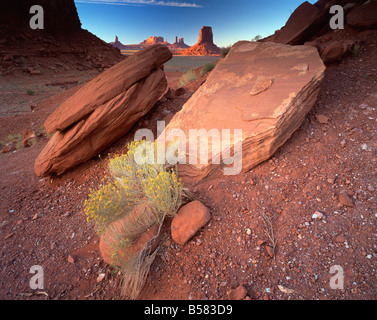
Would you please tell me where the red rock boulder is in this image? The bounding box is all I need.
[269,0,368,45]
[99,204,162,266]
[160,41,326,183]
[228,285,248,300]
[171,201,211,245]
[141,36,165,45]
[44,44,172,134]
[272,1,320,45]
[347,1,377,29]
[319,40,356,64]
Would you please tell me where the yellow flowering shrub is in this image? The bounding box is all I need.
[84,180,137,235]
[84,139,183,240]
[144,170,182,217]
[84,139,188,299]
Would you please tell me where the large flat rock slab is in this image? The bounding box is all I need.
[160,41,326,183]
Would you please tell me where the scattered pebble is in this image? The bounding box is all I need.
[278,285,295,294]
[228,285,247,300]
[266,246,274,258]
[67,255,75,264]
[312,211,325,220]
[316,114,330,124]
[339,192,354,207]
[4,232,15,240]
[335,234,347,243]
[97,273,106,283]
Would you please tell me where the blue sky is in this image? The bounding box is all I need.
[74,0,316,47]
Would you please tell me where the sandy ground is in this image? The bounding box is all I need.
[0,31,376,300]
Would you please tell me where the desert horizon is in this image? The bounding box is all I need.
[74,0,310,49]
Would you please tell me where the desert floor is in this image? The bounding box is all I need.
[0,33,376,300]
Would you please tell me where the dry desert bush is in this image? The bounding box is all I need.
[84,140,186,299]
[179,69,197,87]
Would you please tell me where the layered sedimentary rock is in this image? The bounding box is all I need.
[179,26,220,56]
[268,0,368,45]
[115,36,177,51]
[109,35,128,50]
[169,37,190,50]
[160,41,326,183]
[271,1,320,45]
[347,1,377,29]
[35,45,172,177]
[198,26,214,44]
[0,0,81,33]
[171,201,211,246]
[99,203,161,266]
[318,40,356,63]
[44,45,171,133]
[141,36,165,45]
[0,1,124,76]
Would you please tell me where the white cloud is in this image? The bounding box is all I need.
[74,0,202,8]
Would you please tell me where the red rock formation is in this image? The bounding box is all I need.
[0,0,81,33]
[168,36,190,50]
[198,26,214,44]
[35,45,172,177]
[99,203,161,266]
[171,201,211,245]
[347,1,377,29]
[128,36,172,49]
[109,35,128,50]
[0,1,124,76]
[268,0,370,45]
[178,26,220,56]
[160,41,326,183]
[141,36,165,45]
[45,44,171,133]
[312,39,356,64]
[271,1,320,45]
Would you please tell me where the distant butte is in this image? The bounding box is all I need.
[109,36,128,50]
[168,36,190,50]
[141,36,167,46]
[110,35,168,50]
[108,27,219,56]
[178,26,220,56]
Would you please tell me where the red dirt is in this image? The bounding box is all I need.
[0,30,376,300]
